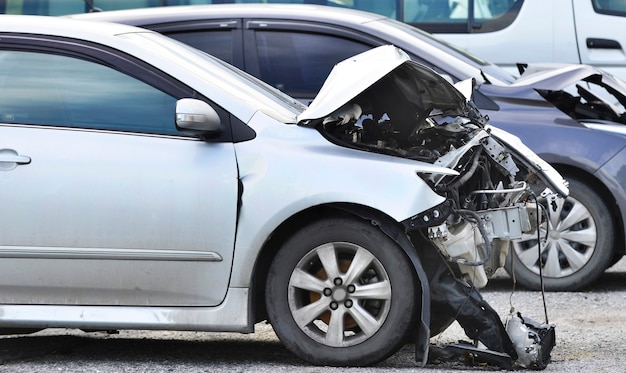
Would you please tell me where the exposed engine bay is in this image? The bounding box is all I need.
[310,62,565,369]
[315,63,561,289]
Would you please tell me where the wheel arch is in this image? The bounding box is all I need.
[249,202,431,366]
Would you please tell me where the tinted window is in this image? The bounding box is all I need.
[593,0,626,16]
[254,31,370,98]
[0,51,178,135]
[166,30,234,64]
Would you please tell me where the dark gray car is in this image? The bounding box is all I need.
[71,4,626,291]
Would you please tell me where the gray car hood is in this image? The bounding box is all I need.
[513,63,626,108]
[297,45,466,125]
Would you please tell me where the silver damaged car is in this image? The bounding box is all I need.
[0,16,566,368]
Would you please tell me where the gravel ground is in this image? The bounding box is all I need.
[2,259,626,372]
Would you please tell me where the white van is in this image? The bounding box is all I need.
[412,0,626,81]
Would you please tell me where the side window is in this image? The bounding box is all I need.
[593,0,626,16]
[253,31,371,99]
[166,30,234,64]
[408,0,524,34]
[0,50,179,135]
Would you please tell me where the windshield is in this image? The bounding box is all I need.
[121,32,306,123]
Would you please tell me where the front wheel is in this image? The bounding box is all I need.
[265,217,418,366]
[507,177,615,291]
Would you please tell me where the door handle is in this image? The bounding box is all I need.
[586,38,622,50]
[0,149,31,165]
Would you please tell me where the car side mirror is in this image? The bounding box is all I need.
[176,98,222,135]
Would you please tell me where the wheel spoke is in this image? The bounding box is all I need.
[292,297,331,327]
[560,226,597,247]
[316,243,341,280]
[290,267,328,293]
[351,281,391,300]
[343,247,374,284]
[516,241,542,267]
[559,240,591,271]
[542,242,562,277]
[559,201,591,231]
[325,309,346,346]
[348,304,379,337]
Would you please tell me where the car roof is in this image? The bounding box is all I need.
[69,4,513,86]
[68,3,386,26]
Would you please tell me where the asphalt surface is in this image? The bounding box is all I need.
[2,259,626,372]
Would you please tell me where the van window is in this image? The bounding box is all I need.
[407,0,525,33]
[593,0,626,16]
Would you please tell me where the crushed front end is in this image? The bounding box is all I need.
[300,46,567,369]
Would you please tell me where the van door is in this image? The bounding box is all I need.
[573,0,626,82]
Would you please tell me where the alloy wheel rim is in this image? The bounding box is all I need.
[287,242,391,347]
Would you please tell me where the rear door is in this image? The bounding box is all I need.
[241,19,376,102]
[0,35,239,307]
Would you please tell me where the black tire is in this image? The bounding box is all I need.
[507,177,615,291]
[265,217,417,366]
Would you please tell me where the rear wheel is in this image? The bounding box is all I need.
[265,217,417,366]
[507,178,614,291]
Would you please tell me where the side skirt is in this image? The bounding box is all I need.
[0,288,252,333]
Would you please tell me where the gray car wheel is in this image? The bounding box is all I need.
[265,217,417,366]
[507,178,614,291]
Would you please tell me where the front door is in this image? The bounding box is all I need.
[0,45,238,307]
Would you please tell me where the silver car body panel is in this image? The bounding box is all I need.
[0,16,452,329]
[0,288,253,332]
[228,110,452,287]
[0,125,239,306]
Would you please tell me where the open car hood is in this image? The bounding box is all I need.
[513,64,626,126]
[297,45,466,125]
[516,63,626,97]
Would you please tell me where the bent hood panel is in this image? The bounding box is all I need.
[516,63,626,101]
[297,45,466,125]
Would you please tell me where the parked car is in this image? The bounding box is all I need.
[70,3,626,292]
[0,15,564,368]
